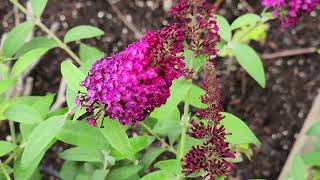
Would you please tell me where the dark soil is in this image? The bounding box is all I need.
[1,0,320,179]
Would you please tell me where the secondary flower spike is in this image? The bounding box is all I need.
[262,0,320,27]
[77,23,186,126]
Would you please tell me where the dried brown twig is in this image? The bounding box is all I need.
[262,47,317,60]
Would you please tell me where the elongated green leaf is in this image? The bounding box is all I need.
[14,145,49,180]
[306,121,320,136]
[3,21,34,58]
[231,14,261,30]
[11,48,49,78]
[64,25,104,43]
[100,119,134,160]
[0,141,16,157]
[289,155,308,180]
[221,112,260,145]
[215,15,232,42]
[19,124,37,142]
[29,0,48,17]
[59,147,104,162]
[15,37,57,57]
[21,115,66,168]
[57,120,108,150]
[141,170,176,180]
[93,169,109,180]
[60,161,81,180]
[302,151,320,166]
[0,80,16,94]
[79,43,104,62]
[154,160,182,176]
[187,84,206,108]
[233,43,265,88]
[107,165,141,180]
[141,147,165,171]
[31,94,55,118]
[130,136,155,153]
[61,61,86,92]
[4,103,43,124]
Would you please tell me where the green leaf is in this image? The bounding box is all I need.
[64,25,104,43]
[152,107,180,136]
[60,161,81,180]
[29,0,48,17]
[4,103,43,124]
[0,164,12,180]
[232,24,269,44]
[31,94,54,118]
[302,151,320,166]
[11,48,49,78]
[57,120,108,150]
[215,15,232,42]
[99,119,134,160]
[61,61,86,92]
[183,49,206,71]
[154,160,182,176]
[141,147,165,171]
[19,123,37,142]
[93,169,109,180]
[59,147,104,162]
[232,43,265,88]
[141,170,176,180]
[221,112,260,145]
[306,121,320,136]
[187,84,206,108]
[0,141,16,157]
[2,21,34,58]
[21,115,66,168]
[317,49,320,54]
[15,37,58,57]
[289,155,308,180]
[0,80,16,95]
[107,165,141,180]
[79,43,104,62]
[130,136,155,153]
[231,14,261,30]
[14,147,48,180]
[66,87,77,110]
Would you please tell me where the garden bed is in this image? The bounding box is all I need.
[1,0,320,179]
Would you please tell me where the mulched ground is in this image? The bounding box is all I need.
[1,0,320,179]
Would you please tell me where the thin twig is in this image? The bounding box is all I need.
[262,47,317,60]
[22,77,33,96]
[240,0,254,13]
[106,0,143,39]
[214,0,224,10]
[50,79,67,112]
[0,160,11,180]
[140,122,177,154]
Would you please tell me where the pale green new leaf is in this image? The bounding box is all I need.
[302,151,320,166]
[154,160,183,176]
[141,170,176,180]
[64,25,104,43]
[232,43,266,88]
[289,155,308,180]
[141,147,165,171]
[21,115,66,168]
[231,14,261,30]
[2,21,34,58]
[306,121,320,136]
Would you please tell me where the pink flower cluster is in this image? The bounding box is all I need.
[262,0,320,27]
[182,62,235,179]
[77,23,185,126]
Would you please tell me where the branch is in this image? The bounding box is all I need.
[262,47,317,60]
[50,79,67,112]
[106,0,143,39]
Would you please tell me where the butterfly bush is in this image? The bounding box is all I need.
[77,23,186,126]
[262,0,320,27]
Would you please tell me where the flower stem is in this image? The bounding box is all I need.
[140,122,177,154]
[9,0,82,65]
[0,160,11,180]
[179,100,190,160]
[8,121,16,144]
